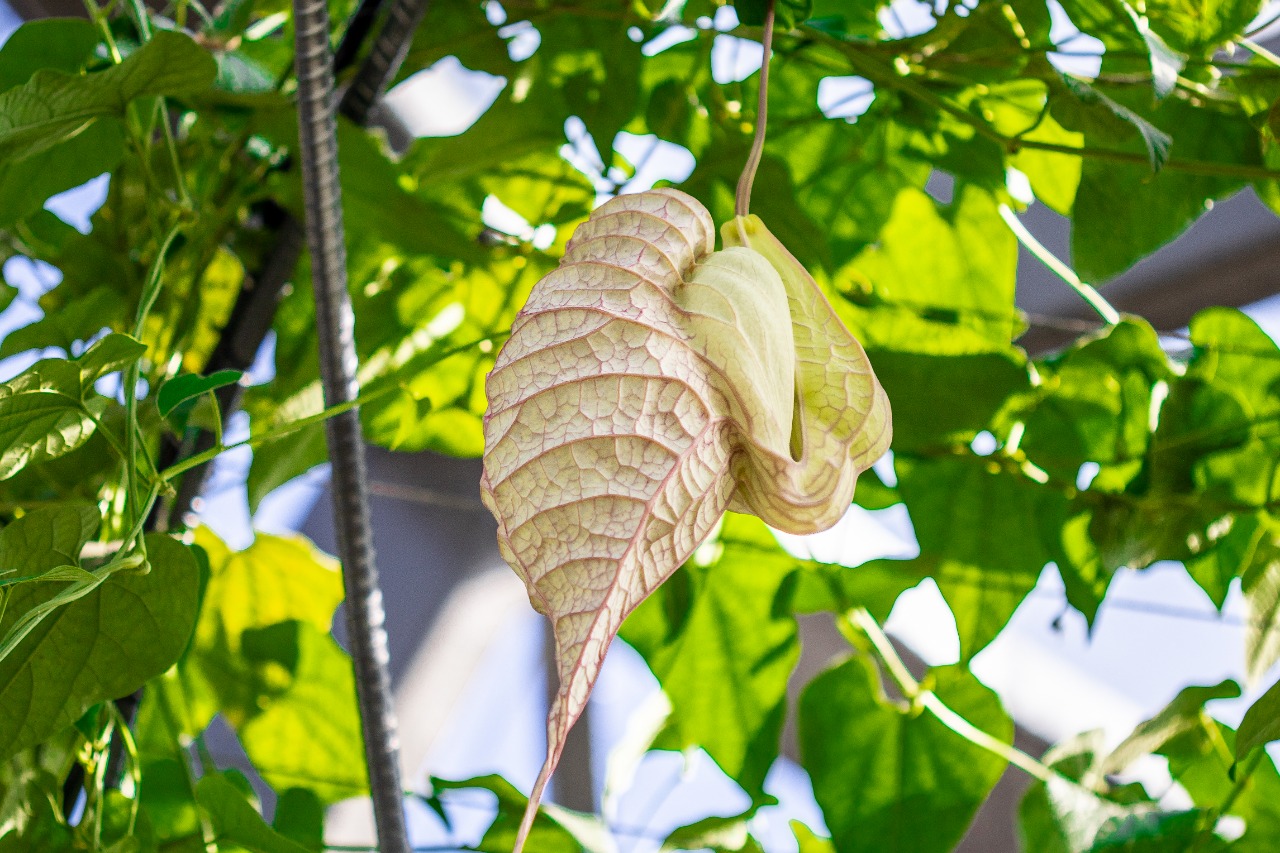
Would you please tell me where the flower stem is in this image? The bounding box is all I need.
[735,0,776,218]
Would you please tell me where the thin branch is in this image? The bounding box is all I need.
[291,0,410,849]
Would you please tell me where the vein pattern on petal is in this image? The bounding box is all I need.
[479,189,891,853]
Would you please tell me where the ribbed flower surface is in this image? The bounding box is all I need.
[479,189,891,850]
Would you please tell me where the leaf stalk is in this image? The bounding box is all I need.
[997,204,1120,325]
[844,607,1059,787]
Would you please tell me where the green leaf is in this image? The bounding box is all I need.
[0,120,125,231]
[136,757,203,848]
[1088,810,1215,852]
[898,456,1066,658]
[837,186,1020,354]
[156,369,242,418]
[1122,7,1186,99]
[0,334,146,480]
[538,13,643,156]
[1159,722,1280,852]
[236,622,368,804]
[1095,680,1241,782]
[980,80,1082,215]
[0,504,97,577]
[853,466,899,509]
[193,528,343,652]
[0,19,99,93]
[1071,101,1256,281]
[1241,519,1280,686]
[272,788,325,852]
[735,0,813,29]
[195,773,313,853]
[259,110,486,264]
[799,657,1011,853]
[1188,308,1280,414]
[619,514,799,798]
[0,30,216,161]
[646,79,711,157]
[246,421,327,513]
[873,350,1030,451]
[1017,730,1170,853]
[661,807,767,853]
[0,770,75,852]
[1146,0,1264,57]
[682,143,832,274]
[1184,513,1263,610]
[1180,309,1280,507]
[99,789,158,853]
[791,821,835,853]
[0,20,120,228]
[0,364,98,482]
[0,529,199,760]
[1057,76,1171,174]
[786,558,926,625]
[175,528,344,730]
[1237,676,1280,761]
[0,287,121,359]
[1056,2,1183,99]
[433,776,611,853]
[164,530,364,803]
[1023,318,1172,480]
[1020,778,1133,853]
[75,333,149,382]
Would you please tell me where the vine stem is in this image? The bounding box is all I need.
[735,0,776,218]
[157,384,397,481]
[997,204,1120,325]
[291,0,410,848]
[844,608,1061,787]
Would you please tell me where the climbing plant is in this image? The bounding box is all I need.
[3,0,1280,851]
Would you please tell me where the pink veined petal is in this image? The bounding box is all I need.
[479,189,891,853]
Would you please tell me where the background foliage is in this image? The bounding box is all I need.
[3,0,1280,850]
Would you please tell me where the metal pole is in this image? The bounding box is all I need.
[291,0,410,847]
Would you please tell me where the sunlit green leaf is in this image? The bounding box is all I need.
[799,657,1011,853]
[898,455,1066,658]
[837,186,1019,353]
[1237,675,1280,761]
[620,514,799,798]
[237,621,367,804]
[177,528,344,727]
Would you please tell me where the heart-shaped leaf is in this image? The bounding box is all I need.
[480,188,890,850]
[157,369,243,418]
[0,520,200,759]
